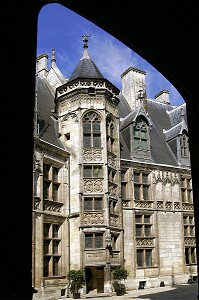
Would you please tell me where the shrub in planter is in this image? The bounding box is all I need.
[67,270,84,299]
[112,267,128,296]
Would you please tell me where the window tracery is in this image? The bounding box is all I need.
[83,111,101,148]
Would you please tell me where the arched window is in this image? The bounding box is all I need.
[133,116,149,150]
[83,111,101,148]
[180,132,189,157]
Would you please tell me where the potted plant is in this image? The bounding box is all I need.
[112,267,128,296]
[67,269,84,299]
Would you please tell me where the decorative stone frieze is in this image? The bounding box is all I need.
[184,237,196,245]
[134,200,153,208]
[182,203,194,210]
[136,238,155,246]
[83,148,102,162]
[84,212,104,224]
[174,202,180,209]
[165,201,172,209]
[83,179,103,193]
[57,79,118,98]
[43,199,63,212]
[62,112,78,123]
[156,201,164,209]
[85,250,106,262]
[122,200,130,208]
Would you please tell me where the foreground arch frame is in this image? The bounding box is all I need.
[1,1,199,299]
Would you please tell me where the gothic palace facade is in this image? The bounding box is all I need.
[32,38,197,299]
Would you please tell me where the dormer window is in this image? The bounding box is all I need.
[180,132,189,157]
[133,116,149,150]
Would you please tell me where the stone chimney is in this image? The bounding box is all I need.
[121,67,147,110]
[155,90,170,104]
[36,53,48,77]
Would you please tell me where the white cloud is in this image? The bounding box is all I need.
[88,33,140,88]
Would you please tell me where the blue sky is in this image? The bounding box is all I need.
[37,3,184,106]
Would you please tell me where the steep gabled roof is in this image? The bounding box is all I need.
[119,95,180,165]
[167,103,187,127]
[164,120,188,142]
[36,76,65,149]
[120,104,151,130]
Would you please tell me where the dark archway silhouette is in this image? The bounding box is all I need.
[1,1,199,299]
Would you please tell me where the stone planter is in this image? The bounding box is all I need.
[116,289,124,296]
[73,292,81,299]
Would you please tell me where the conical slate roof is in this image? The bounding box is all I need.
[68,37,104,82]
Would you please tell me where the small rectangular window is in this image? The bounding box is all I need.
[84,197,102,211]
[143,186,149,200]
[83,166,102,178]
[135,215,142,223]
[145,225,151,236]
[84,166,92,177]
[85,234,93,248]
[136,226,142,236]
[94,198,102,210]
[134,173,140,183]
[53,167,59,182]
[137,250,143,267]
[146,250,152,266]
[53,257,60,276]
[85,233,103,249]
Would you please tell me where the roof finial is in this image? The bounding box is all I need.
[82,34,91,48]
[51,49,56,62]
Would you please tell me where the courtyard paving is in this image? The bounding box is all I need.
[80,282,198,300]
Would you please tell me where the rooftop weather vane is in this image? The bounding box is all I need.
[82,34,91,48]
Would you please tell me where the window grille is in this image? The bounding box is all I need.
[85,233,103,249]
[84,197,102,211]
[133,117,149,150]
[83,165,103,178]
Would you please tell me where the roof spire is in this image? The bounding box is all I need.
[82,34,91,49]
[51,49,56,63]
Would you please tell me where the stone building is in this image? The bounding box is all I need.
[32,37,197,299]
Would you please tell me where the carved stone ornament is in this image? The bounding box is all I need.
[134,200,153,208]
[83,148,102,161]
[84,212,104,224]
[136,238,154,246]
[184,237,196,245]
[43,199,63,212]
[62,112,78,123]
[108,183,118,198]
[84,179,103,193]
